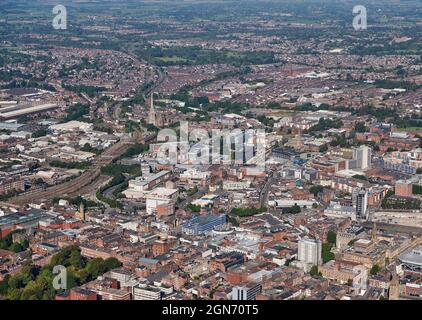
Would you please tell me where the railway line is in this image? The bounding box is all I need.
[8,54,164,208]
[9,140,131,206]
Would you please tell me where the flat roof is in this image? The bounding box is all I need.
[147,187,177,197]
[0,103,58,119]
[133,170,170,187]
[399,247,422,266]
[0,212,43,227]
[0,122,25,131]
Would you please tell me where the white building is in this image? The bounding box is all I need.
[146,187,178,215]
[133,285,162,300]
[298,238,322,271]
[123,170,171,199]
[353,187,368,220]
[231,283,262,300]
[349,146,371,170]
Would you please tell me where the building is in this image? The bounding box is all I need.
[210,253,245,272]
[372,210,422,228]
[56,288,97,300]
[0,102,59,120]
[152,238,177,256]
[133,285,162,300]
[349,146,371,170]
[324,202,356,221]
[231,283,262,300]
[78,202,86,221]
[179,168,210,187]
[354,188,368,220]
[123,170,171,198]
[379,149,422,175]
[0,179,25,195]
[0,211,44,238]
[395,180,413,198]
[297,237,322,271]
[182,214,227,236]
[319,261,368,290]
[146,187,178,215]
[399,246,422,275]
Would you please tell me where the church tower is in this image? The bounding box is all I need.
[372,222,378,242]
[389,273,400,300]
[148,93,156,126]
[79,202,86,222]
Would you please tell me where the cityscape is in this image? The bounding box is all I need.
[0,0,422,303]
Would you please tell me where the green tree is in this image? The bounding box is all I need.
[319,144,328,152]
[104,257,121,271]
[352,174,367,181]
[370,264,380,275]
[68,249,85,269]
[309,265,319,277]
[322,243,335,263]
[309,185,323,196]
[354,122,368,133]
[0,275,10,295]
[187,204,201,213]
[282,205,301,214]
[327,231,337,245]
[9,242,23,253]
[85,258,106,280]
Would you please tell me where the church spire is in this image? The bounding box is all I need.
[148,92,156,126]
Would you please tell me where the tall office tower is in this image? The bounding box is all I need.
[354,188,368,220]
[148,93,156,126]
[352,145,372,170]
[231,283,262,300]
[298,237,322,267]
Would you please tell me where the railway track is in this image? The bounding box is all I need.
[9,55,165,208]
[10,140,131,206]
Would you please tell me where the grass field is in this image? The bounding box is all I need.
[156,56,189,63]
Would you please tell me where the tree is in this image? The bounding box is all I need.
[104,257,121,271]
[309,265,319,277]
[319,144,328,152]
[1,245,117,300]
[231,207,267,217]
[354,122,368,133]
[370,264,380,275]
[66,267,80,289]
[352,174,367,181]
[0,275,10,295]
[69,249,85,269]
[9,242,23,253]
[187,204,201,213]
[85,258,106,280]
[20,280,43,300]
[322,243,335,263]
[7,287,22,300]
[327,231,337,245]
[348,239,357,246]
[34,178,45,185]
[32,129,48,138]
[282,205,301,214]
[309,185,323,196]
